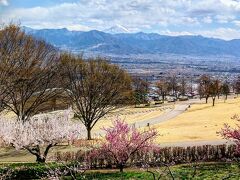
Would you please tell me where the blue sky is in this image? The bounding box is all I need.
[1,0,240,40]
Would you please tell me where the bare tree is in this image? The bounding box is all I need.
[209,80,219,106]
[215,78,222,99]
[167,72,179,98]
[179,76,187,96]
[189,75,195,95]
[199,75,211,103]
[59,53,132,140]
[0,24,60,121]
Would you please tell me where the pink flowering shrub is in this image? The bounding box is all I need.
[219,114,240,155]
[88,119,158,172]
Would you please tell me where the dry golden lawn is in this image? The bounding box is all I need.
[1,98,240,162]
[92,105,173,132]
[154,97,240,144]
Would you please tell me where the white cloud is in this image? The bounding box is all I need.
[215,15,235,23]
[202,16,213,24]
[233,20,240,27]
[0,0,8,6]
[160,28,240,40]
[160,30,194,36]
[2,0,240,39]
[1,1,196,31]
[196,28,240,40]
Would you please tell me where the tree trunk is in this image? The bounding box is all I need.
[119,164,124,172]
[205,96,209,104]
[87,127,92,140]
[212,97,216,106]
[25,144,54,163]
[36,155,46,163]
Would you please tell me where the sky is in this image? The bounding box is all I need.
[1,0,240,40]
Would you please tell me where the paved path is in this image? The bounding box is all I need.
[92,99,200,137]
[133,103,190,128]
[134,99,203,128]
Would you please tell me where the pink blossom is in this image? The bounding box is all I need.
[219,115,240,154]
[89,119,158,172]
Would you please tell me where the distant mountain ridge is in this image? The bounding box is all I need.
[23,26,240,57]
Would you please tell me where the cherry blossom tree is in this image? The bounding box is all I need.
[0,110,83,163]
[219,114,240,154]
[88,119,158,172]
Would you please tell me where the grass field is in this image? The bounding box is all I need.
[1,97,240,162]
[83,162,240,180]
[0,162,239,179]
[154,97,240,144]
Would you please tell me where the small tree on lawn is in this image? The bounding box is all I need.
[0,110,83,163]
[199,75,211,103]
[219,114,240,154]
[222,81,230,102]
[89,120,157,172]
[59,53,132,140]
[209,80,219,106]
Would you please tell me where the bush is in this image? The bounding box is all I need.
[52,144,237,169]
[0,163,69,179]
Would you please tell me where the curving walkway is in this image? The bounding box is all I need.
[133,103,190,128]
[92,100,200,136]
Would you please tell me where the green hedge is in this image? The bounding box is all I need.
[0,163,66,179]
[0,162,239,179]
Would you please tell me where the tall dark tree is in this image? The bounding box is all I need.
[0,24,60,121]
[234,76,240,96]
[155,79,169,101]
[222,81,230,101]
[132,77,149,106]
[59,53,132,140]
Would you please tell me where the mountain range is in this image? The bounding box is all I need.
[23,26,240,57]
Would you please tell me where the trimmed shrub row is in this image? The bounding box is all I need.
[52,144,237,169]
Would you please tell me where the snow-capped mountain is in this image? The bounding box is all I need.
[104,25,130,34]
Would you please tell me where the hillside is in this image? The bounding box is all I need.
[24,27,240,57]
